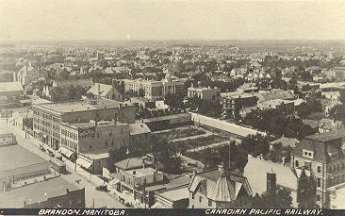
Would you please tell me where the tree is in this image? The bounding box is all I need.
[164,93,184,110]
[152,137,181,174]
[297,169,317,208]
[251,188,293,208]
[241,134,270,157]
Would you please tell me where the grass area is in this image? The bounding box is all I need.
[173,134,228,150]
[157,127,206,140]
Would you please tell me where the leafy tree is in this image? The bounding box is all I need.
[241,134,270,157]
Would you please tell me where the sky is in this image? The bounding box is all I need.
[0,0,345,42]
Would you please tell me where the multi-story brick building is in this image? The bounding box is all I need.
[32,98,135,149]
[60,119,130,154]
[292,132,345,208]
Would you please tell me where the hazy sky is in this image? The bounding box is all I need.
[0,0,345,42]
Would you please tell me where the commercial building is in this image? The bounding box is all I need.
[0,142,50,186]
[292,132,345,208]
[32,98,135,149]
[59,119,130,173]
[0,177,85,208]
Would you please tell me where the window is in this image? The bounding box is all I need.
[192,194,194,199]
[317,178,321,188]
[295,160,299,167]
[317,195,321,201]
[199,196,202,203]
[317,166,321,173]
[208,199,212,207]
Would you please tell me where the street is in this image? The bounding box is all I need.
[0,118,126,208]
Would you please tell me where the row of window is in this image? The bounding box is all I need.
[295,160,345,174]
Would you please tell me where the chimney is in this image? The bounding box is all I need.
[133,170,136,175]
[266,172,277,194]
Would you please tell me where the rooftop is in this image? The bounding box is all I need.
[157,187,189,201]
[0,144,46,173]
[0,177,81,207]
[306,132,343,143]
[115,157,146,170]
[34,98,123,114]
[0,82,23,93]
[143,113,190,123]
[124,167,157,178]
[129,123,151,135]
[243,156,297,196]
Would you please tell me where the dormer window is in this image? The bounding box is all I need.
[303,149,314,159]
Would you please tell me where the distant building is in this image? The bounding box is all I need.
[187,86,221,102]
[293,132,345,208]
[87,83,122,100]
[32,98,135,149]
[257,99,295,115]
[221,93,258,119]
[120,74,185,100]
[14,64,40,85]
[188,165,252,208]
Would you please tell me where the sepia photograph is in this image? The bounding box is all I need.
[0,0,345,215]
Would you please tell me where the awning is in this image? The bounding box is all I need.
[109,179,120,186]
[59,147,75,158]
[76,158,93,169]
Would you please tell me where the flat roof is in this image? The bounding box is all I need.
[0,177,81,207]
[0,144,46,172]
[34,98,122,114]
[143,113,190,123]
[158,187,189,201]
[0,82,23,93]
[125,167,157,178]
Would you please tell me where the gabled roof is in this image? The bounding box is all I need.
[87,83,113,97]
[188,169,252,202]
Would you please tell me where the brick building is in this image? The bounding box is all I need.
[32,98,135,149]
[292,132,345,207]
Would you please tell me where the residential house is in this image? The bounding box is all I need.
[188,165,252,208]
